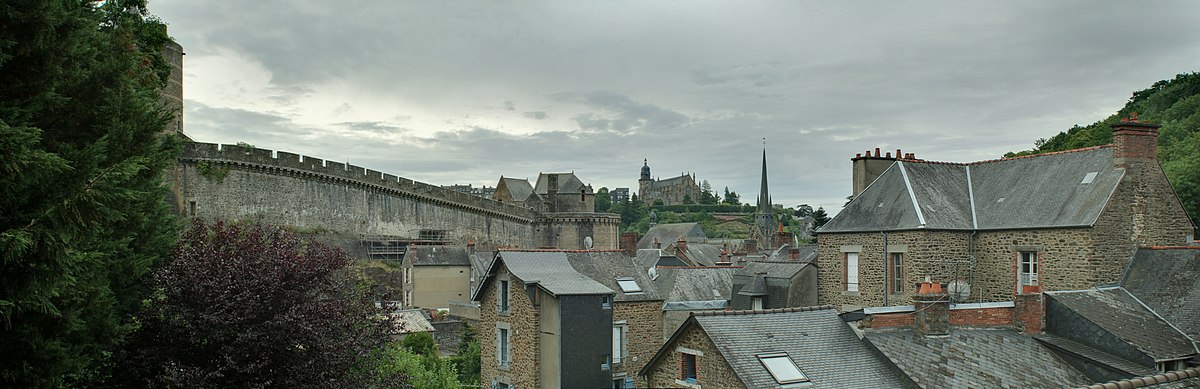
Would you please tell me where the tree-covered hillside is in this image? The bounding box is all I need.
[1007,72,1200,233]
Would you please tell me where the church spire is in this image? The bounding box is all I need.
[757,140,770,214]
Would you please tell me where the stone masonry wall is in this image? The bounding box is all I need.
[1090,160,1195,285]
[479,266,540,388]
[535,213,621,250]
[613,300,664,387]
[177,142,536,248]
[819,228,1107,308]
[645,322,743,388]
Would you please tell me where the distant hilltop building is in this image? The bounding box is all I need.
[441,183,495,198]
[638,159,700,205]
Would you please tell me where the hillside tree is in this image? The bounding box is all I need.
[0,0,181,385]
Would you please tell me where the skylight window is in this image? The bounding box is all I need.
[1081,171,1098,184]
[758,353,808,385]
[616,277,642,293]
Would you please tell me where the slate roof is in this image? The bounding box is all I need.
[1033,333,1156,377]
[496,177,534,202]
[533,172,586,194]
[865,327,1093,388]
[564,251,661,302]
[652,266,735,302]
[767,244,818,262]
[634,249,663,269]
[1120,248,1200,343]
[404,246,471,266]
[1047,288,1196,361]
[659,307,907,388]
[386,309,436,335]
[636,223,707,249]
[821,147,1125,232]
[735,261,809,280]
[470,251,611,301]
[469,251,493,297]
[648,174,692,189]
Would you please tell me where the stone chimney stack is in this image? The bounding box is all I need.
[676,237,688,257]
[914,278,950,337]
[619,232,638,257]
[744,239,758,254]
[787,247,801,260]
[1111,112,1160,165]
[851,147,916,198]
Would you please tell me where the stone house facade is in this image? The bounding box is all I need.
[643,319,741,388]
[817,117,1195,310]
[474,250,662,389]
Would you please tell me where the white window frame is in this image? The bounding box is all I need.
[496,322,511,369]
[758,352,809,385]
[616,277,642,293]
[498,279,510,314]
[845,252,860,292]
[612,321,628,366]
[752,297,764,310]
[1019,251,1039,286]
[891,252,904,294]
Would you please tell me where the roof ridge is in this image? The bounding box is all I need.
[691,304,835,317]
[497,248,626,253]
[1077,366,1200,389]
[895,144,1114,166]
[1141,245,1200,250]
[656,266,744,269]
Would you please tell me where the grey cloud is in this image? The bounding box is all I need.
[523,111,548,120]
[569,90,689,133]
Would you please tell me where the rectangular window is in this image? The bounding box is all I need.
[758,352,809,384]
[404,267,411,284]
[1019,251,1039,286]
[613,323,627,365]
[602,295,612,309]
[752,297,764,310]
[681,353,698,384]
[602,354,611,370]
[845,252,859,292]
[188,201,196,216]
[498,280,510,313]
[497,327,510,367]
[891,253,904,293]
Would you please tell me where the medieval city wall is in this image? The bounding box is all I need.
[175,142,537,248]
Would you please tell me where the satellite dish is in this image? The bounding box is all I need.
[948,280,971,301]
[584,236,594,249]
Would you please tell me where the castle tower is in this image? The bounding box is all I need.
[754,144,774,249]
[639,159,652,203]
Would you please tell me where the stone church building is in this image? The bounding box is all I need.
[638,159,700,205]
[817,115,1196,310]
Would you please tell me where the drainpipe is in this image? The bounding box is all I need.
[881,231,889,306]
[968,230,977,304]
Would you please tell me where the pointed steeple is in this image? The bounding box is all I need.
[757,140,770,214]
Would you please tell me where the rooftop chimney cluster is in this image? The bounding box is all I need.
[853,148,917,161]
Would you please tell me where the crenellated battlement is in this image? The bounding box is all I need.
[179,142,538,222]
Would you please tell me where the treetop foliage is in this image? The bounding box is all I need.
[1,0,180,385]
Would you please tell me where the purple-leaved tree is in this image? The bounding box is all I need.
[115,221,406,388]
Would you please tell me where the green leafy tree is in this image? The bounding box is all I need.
[595,187,612,212]
[682,194,695,204]
[722,187,741,205]
[447,326,480,386]
[114,221,403,388]
[699,180,718,204]
[812,207,831,229]
[0,1,181,385]
[401,332,438,357]
[374,343,460,389]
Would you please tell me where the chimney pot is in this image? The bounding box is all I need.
[896,149,902,159]
[874,147,881,157]
[856,153,862,158]
[885,152,892,158]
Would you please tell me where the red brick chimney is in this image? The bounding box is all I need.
[1111,112,1160,163]
[774,222,792,250]
[619,232,638,257]
[675,237,688,257]
[914,278,950,337]
[787,247,801,260]
[1013,292,1044,334]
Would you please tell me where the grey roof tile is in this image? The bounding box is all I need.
[653,267,735,302]
[1121,248,1200,343]
[404,246,471,266]
[1033,333,1156,376]
[866,327,1093,388]
[493,251,612,296]
[1048,288,1196,360]
[735,261,809,279]
[821,147,1125,232]
[636,223,707,249]
[564,251,661,302]
[696,308,907,388]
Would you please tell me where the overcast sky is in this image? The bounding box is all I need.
[154,1,1200,214]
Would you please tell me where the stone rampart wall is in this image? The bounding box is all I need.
[177,142,537,247]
